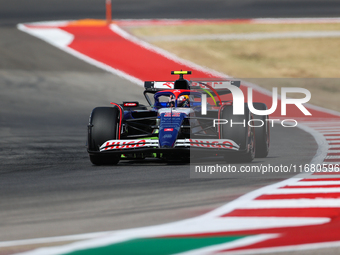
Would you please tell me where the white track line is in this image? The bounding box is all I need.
[308,175,340,178]
[223,240,340,255]
[297,123,329,166]
[316,127,340,129]
[252,17,340,24]
[320,132,340,135]
[240,199,340,208]
[266,188,340,194]
[177,234,279,255]
[292,181,340,185]
[17,24,144,87]
[109,24,229,79]
[115,17,340,27]
[11,217,327,255]
[0,232,114,248]
[144,31,340,42]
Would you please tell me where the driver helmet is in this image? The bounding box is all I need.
[178,95,190,107]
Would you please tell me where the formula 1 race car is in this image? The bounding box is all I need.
[87,71,270,165]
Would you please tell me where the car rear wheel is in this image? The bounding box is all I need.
[88,107,120,165]
[220,103,255,163]
[252,102,270,158]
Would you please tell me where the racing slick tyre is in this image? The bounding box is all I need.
[220,103,255,163]
[252,102,270,158]
[88,107,120,165]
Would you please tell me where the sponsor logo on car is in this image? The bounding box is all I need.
[163,82,174,88]
[154,82,174,89]
[189,139,235,149]
[102,140,147,150]
[164,112,180,117]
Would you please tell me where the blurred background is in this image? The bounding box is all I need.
[1,0,340,25]
[1,1,340,254]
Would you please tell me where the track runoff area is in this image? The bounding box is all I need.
[15,18,340,254]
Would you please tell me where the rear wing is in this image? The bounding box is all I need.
[143,79,241,106]
[144,79,240,95]
[144,81,175,91]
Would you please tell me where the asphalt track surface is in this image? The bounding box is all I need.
[0,0,334,252]
[1,0,340,25]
